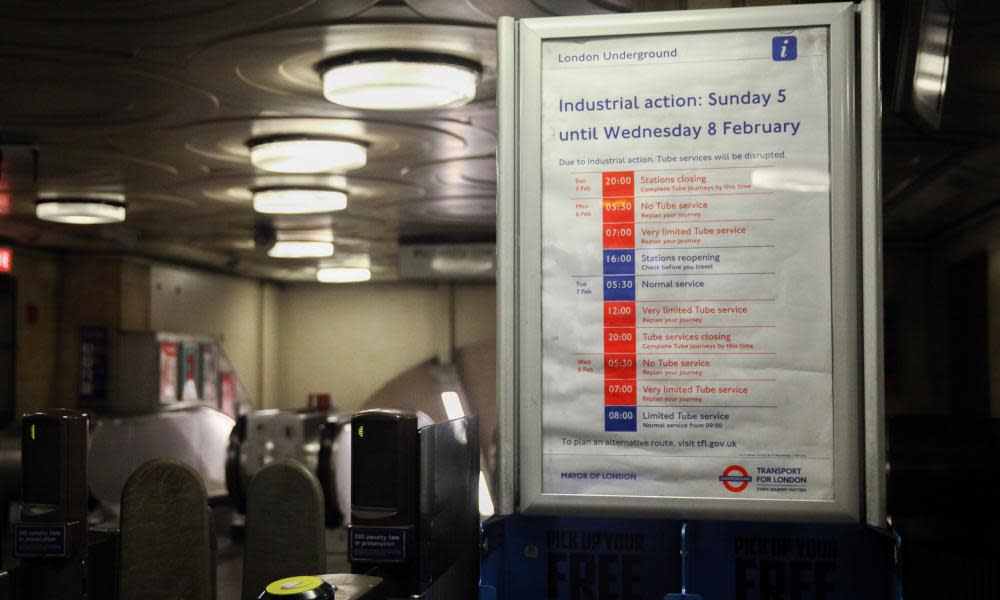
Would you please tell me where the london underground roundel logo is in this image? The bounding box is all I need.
[720,465,751,493]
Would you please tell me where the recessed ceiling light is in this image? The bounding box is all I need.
[247,136,367,173]
[35,194,127,225]
[318,51,480,111]
[253,187,348,214]
[268,241,334,259]
[316,267,371,283]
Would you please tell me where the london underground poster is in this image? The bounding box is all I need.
[540,28,834,500]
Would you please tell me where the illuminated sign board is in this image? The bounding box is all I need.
[0,248,12,273]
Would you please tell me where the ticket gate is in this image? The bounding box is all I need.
[118,459,215,600]
[226,409,346,529]
[255,409,479,600]
[348,409,479,599]
[242,461,327,600]
[6,411,221,600]
[13,409,89,600]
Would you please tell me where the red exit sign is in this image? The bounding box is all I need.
[0,248,12,272]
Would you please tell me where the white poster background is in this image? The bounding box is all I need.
[540,28,834,500]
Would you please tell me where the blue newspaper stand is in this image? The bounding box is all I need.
[481,517,898,599]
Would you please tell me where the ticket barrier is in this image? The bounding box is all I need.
[3,409,122,599]
[226,409,346,529]
[348,409,479,599]
[12,410,89,600]
[242,460,327,600]
[256,409,479,600]
[117,459,214,600]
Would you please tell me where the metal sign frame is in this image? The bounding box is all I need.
[497,1,884,525]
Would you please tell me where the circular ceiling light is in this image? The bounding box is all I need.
[317,267,371,283]
[252,186,348,214]
[318,51,481,111]
[35,194,127,225]
[268,241,334,259]
[247,136,367,174]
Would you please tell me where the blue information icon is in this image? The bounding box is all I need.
[605,407,637,432]
[603,275,636,301]
[603,249,635,275]
[772,36,797,61]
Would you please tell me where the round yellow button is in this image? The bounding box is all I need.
[264,576,324,595]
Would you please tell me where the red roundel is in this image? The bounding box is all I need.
[721,465,751,493]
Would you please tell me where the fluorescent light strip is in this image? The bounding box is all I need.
[441,391,464,421]
[478,471,495,518]
[316,267,371,283]
[268,241,334,259]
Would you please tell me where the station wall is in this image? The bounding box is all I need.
[149,264,281,409]
[883,211,1000,418]
[8,249,60,413]
[932,213,1000,417]
[146,266,496,413]
[276,282,496,413]
[454,284,498,348]
[883,247,937,415]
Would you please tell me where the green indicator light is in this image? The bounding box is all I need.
[30,424,36,441]
[357,425,365,439]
